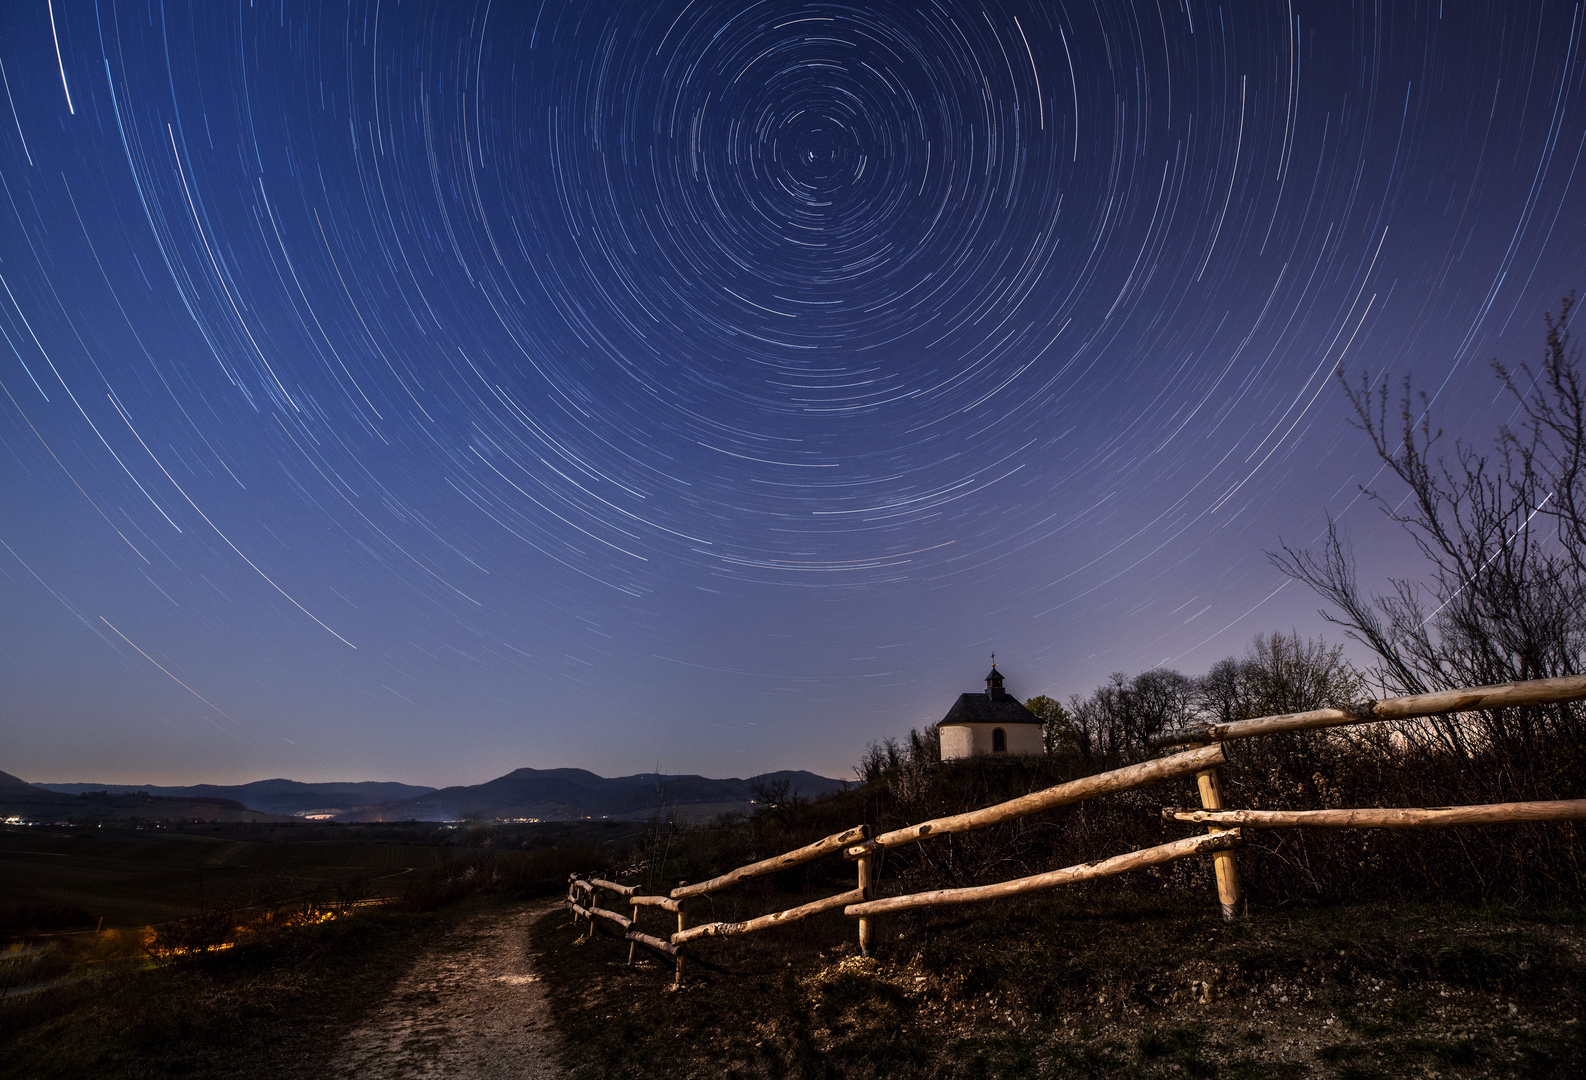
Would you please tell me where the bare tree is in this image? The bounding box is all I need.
[854,737,905,785]
[1067,668,1198,765]
[1272,297,1586,775]
[1196,631,1364,723]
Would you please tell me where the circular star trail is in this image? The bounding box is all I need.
[2,2,1585,783]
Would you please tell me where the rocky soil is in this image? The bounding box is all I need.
[337,901,563,1079]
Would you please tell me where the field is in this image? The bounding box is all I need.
[0,822,469,929]
[1,818,645,928]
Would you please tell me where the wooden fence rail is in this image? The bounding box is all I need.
[625,929,677,957]
[674,888,867,945]
[1163,799,1586,829]
[844,831,1243,918]
[671,825,870,899]
[1153,673,1586,747]
[589,905,632,931]
[842,744,1224,857]
[566,674,1586,985]
[565,742,1240,976]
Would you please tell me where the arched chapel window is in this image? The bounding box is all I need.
[992,727,1006,753]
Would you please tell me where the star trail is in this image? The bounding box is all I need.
[3,2,1585,785]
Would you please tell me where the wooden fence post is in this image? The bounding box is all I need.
[856,853,875,957]
[627,902,639,966]
[674,883,687,986]
[1194,761,1242,920]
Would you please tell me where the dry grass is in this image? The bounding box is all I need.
[531,889,1586,1079]
[526,740,1586,1077]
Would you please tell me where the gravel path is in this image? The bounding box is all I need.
[336,901,563,1079]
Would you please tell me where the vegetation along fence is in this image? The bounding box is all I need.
[567,674,1586,985]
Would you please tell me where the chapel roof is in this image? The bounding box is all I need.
[939,692,1041,726]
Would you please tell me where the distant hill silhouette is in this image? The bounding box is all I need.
[1,770,285,823]
[0,769,53,799]
[35,778,435,817]
[17,769,846,822]
[339,767,847,822]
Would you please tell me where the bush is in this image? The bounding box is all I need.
[399,841,621,912]
[497,842,612,896]
[399,852,497,912]
[146,907,238,960]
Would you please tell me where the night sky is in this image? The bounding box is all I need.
[4,2,1584,787]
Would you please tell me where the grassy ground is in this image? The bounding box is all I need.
[530,888,1586,1079]
[0,898,480,1080]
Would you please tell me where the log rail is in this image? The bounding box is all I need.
[843,744,1224,857]
[844,832,1243,918]
[1153,673,1586,747]
[564,745,1239,967]
[589,905,632,931]
[674,889,865,945]
[670,825,870,899]
[1163,799,1586,829]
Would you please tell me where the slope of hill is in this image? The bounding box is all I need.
[34,778,435,816]
[1,769,287,823]
[0,769,55,800]
[341,768,846,822]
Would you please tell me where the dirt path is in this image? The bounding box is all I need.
[336,901,563,1079]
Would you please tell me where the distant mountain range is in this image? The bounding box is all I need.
[336,767,847,823]
[35,778,435,817]
[15,768,847,823]
[1,770,283,823]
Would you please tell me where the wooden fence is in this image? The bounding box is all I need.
[568,674,1586,984]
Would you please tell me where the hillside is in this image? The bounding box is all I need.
[0,770,287,824]
[0,769,52,800]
